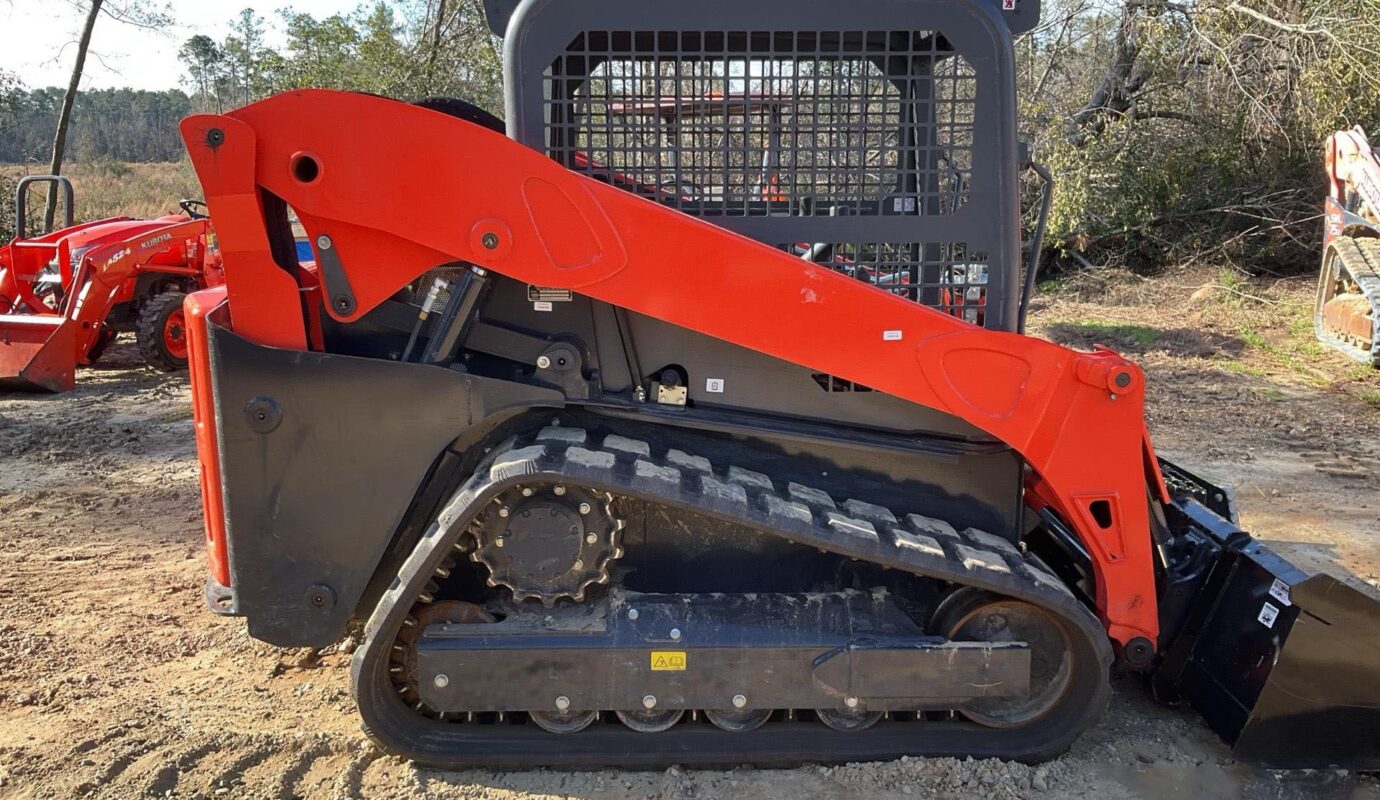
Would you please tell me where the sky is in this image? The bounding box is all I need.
[0,0,365,92]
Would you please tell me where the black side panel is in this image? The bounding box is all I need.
[207,323,563,647]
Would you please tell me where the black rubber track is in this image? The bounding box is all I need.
[1317,236,1380,368]
[351,428,1114,768]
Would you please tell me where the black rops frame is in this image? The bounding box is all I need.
[489,0,1037,332]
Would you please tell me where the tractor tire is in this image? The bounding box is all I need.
[136,291,190,371]
[84,325,117,364]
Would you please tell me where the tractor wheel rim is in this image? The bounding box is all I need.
[163,309,188,360]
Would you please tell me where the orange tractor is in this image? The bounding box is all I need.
[0,175,222,392]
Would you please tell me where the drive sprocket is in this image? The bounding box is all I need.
[468,483,623,606]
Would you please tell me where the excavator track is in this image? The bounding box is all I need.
[351,426,1114,768]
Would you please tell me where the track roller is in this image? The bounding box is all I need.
[817,708,884,732]
[704,708,772,733]
[529,710,599,734]
[616,709,684,733]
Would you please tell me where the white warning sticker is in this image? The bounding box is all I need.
[533,301,554,312]
[1268,578,1292,607]
[705,378,725,393]
[1258,602,1279,629]
[883,330,903,341]
[1003,0,1017,9]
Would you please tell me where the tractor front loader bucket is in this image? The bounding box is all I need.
[0,315,76,392]
[1154,465,1380,769]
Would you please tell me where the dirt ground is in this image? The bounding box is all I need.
[2,267,1379,800]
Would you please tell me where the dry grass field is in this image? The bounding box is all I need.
[2,161,203,228]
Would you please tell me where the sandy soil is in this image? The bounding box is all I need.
[2,269,1378,799]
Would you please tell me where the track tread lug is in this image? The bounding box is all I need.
[666,448,712,473]
[603,434,651,458]
[787,482,836,509]
[764,494,814,527]
[565,446,616,470]
[905,513,961,541]
[488,444,547,481]
[843,498,898,526]
[892,527,945,559]
[536,425,587,445]
[633,459,682,488]
[965,528,1021,558]
[727,466,774,492]
[824,511,880,543]
[1021,560,1075,597]
[701,474,749,507]
[952,543,1012,575]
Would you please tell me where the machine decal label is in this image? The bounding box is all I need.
[532,301,554,312]
[650,651,686,671]
[1258,602,1279,628]
[105,247,132,267]
[1269,579,1292,607]
[705,378,725,393]
[1003,0,1017,9]
[883,330,903,341]
[139,232,172,250]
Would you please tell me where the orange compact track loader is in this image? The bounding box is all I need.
[0,175,222,392]
[179,0,1380,770]
[1321,127,1380,367]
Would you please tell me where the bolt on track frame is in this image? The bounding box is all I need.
[180,89,1169,652]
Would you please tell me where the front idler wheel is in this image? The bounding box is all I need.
[933,588,1075,728]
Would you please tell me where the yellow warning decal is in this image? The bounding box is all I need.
[650,651,687,671]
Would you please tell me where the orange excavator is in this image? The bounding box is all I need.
[0,175,222,392]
